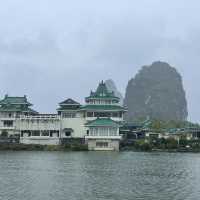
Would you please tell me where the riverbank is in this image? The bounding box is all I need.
[120,138,200,152]
[0,143,88,151]
[120,146,200,153]
[1,143,200,152]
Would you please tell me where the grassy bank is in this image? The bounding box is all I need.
[120,138,200,152]
[0,143,88,151]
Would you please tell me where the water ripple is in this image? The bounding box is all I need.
[0,151,199,200]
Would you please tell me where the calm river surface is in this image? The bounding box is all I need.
[0,151,200,200]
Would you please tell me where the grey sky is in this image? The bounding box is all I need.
[0,0,199,122]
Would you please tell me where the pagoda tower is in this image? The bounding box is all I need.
[83,81,127,150]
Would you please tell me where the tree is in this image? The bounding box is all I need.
[1,131,8,137]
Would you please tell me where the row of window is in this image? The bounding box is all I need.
[21,130,59,137]
[20,119,58,123]
[1,111,122,119]
[96,142,108,148]
[89,127,118,136]
[62,113,76,118]
[21,130,72,137]
[88,100,117,105]
[87,112,122,118]
[62,112,123,118]
[3,120,14,127]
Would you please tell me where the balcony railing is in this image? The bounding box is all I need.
[20,115,60,120]
[85,135,122,139]
[0,126,15,130]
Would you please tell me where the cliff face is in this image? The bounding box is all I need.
[124,61,188,122]
[105,79,123,105]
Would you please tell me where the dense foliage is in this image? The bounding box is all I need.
[147,120,200,132]
[121,138,200,152]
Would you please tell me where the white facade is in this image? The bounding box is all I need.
[18,115,60,145]
[0,82,126,150]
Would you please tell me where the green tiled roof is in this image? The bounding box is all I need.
[0,95,37,113]
[81,105,127,111]
[59,98,80,105]
[0,95,32,105]
[85,81,119,100]
[0,106,38,113]
[57,107,80,111]
[57,98,81,111]
[85,118,120,127]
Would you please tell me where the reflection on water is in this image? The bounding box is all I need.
[0,151,200,200]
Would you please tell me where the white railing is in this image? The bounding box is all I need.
[0,126,16,130]
[85,117,123,121]
[20,115,60,120]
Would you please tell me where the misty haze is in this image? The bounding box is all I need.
[0,0,199,122]
[0,1,200,200]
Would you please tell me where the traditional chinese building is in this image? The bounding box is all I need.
[0,95,37,137]
[83,81,127,150]
[0,81,127,150]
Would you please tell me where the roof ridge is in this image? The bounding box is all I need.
[59,98,80,105]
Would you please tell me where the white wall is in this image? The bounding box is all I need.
[17,119,60,130]
[61,118,87,138]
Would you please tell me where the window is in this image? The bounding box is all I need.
[90,128,98,136]
[3,120,13,127]
[112,112,119,117]
[94,112,111,117]
[21,131,31,137]
[99,127,109,136]
[41,131,49,136]
[87,112,93,117]
[96,142,108,148]
[32,131,40,136]
[109,128,117,136]
[63,112,76,118]
[65,131,71,137]
[50,131,59,137]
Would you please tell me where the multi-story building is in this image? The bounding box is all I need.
[0,95,37,137]
[83,81,126,150]
[0,81,127,150]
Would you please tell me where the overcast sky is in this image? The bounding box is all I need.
[0,0,199,122]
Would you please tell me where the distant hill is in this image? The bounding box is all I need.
[124,61,188,122]
[105,79,123,105]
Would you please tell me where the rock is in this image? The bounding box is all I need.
[124,61,188,121]
[105,79,124,105]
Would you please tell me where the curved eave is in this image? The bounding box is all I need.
[85,119,121,127]
[0,102,32,106]
[86,124,120,127]
[57,108,81,111]
[81,109,127,112]
[80,105,127,112]
[59,103,80,106]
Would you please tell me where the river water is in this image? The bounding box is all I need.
[0,151,199,200]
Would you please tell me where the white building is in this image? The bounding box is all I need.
[0,81,127,150]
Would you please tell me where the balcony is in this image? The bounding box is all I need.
[20,114,60,120]
[0,126,15,130]
[86,117,123,121]
[85,135,122,140]
[0,118,16,121]
[23,136,59,140]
